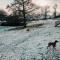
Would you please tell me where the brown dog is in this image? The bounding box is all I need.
[47,40,59,48]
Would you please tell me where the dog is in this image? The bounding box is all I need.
[47,40,59,48]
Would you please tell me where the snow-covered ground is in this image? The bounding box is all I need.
[0,20,60,60]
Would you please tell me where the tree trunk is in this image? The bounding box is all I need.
[22,0,26,28]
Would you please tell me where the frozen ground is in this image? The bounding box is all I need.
[0,20,60,60]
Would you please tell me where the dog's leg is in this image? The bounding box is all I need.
[53,47,56,57]
[46,47,51,54]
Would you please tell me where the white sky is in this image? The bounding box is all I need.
[32,0,60,6]
[0,0,60,14]
[32,0,60,14]
[0,0,13,12]
[0,0,60,9]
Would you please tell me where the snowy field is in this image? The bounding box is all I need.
[0,20,60,60]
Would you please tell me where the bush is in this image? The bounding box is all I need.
[1,15,26,26]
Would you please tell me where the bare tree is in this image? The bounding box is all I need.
[43,6,50,19]
[53,4,57,18]
[6,0,40,27]
[7,0,32,27]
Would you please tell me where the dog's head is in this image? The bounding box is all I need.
[55,40,59,43]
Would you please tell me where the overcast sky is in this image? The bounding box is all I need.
[0,0,60,9]
[0,0,13,10]
[0,0,60,13]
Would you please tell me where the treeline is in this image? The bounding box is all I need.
[0,0,33,27]
[0,0,60,27]
[0,0,40,27]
